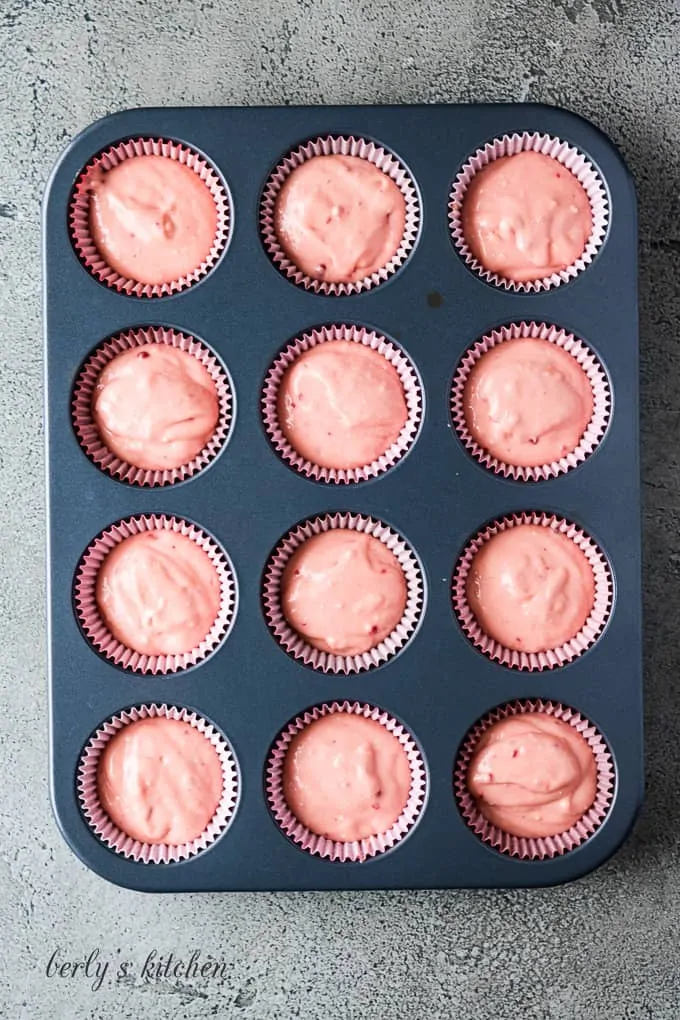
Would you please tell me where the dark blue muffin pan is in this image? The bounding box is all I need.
[43,104,642,891]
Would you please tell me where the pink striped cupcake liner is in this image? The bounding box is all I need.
[449,132,609,292]
[69,137,230,297]
[74,514,237,675]
[78,703,239,863]
[266,701,427,862]
[451,321,611,481]
[72,326,233,487]
[454,699,615,860]
[452,512,613,671]
[262,323,423,484]
[262,513,424,674]
[260,135,420,295]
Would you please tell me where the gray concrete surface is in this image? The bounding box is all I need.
[1,0,679,1017]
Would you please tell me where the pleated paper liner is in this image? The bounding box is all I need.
[451,321,611,481]
[262,513,424,674]
[72,326,233,487]
[260,135,420,295]
[262,323,423,484]
[266,701,426,862]
[69,137,230,297]
[449,131,609,292]
[452,512,613,671]
[78,704,239,863]
[454,699,615,860]
[74,514,237,675]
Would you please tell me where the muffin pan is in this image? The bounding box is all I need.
[44,104,642,891]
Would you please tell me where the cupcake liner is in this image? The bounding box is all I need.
[78,703,239,863]
[449,132,609,292]
[260,135,420,295]
[72,326,233,487]
[266,701,426,862]
[262,513,424,674]
[262,323,423,484]
[74,514,237,675]
[451,321,611,481]
[452,512,612,671]
[69,137,230,297]
[454,699,614,859]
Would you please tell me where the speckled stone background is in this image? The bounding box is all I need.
[1,0,679,1017]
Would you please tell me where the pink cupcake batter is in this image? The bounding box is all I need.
[92,345,219,471]
[89,155,217,285]
[277,341,408,470]
[95,530,221,656]
[97,716,223,845]
[283,713,411,841]
[466,524,594,653]
[281,530,407,656]
[463,337,594,467]
[462,151,592,282]
[273,154,406,283]
[467,713,597,838]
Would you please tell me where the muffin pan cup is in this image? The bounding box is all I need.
[260,134,420,295]
[452,511,613,671]
[454,699,615,860]
[73,513,237,675]
[262,323,423,484]
[262,512,425,674]
[448,130,609,292]
[69,136,230,297]
[78,703,240,863]
[450,321,611,481]
[44,104,641,892]
[72,325,234,487]
[266,701,427,862]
